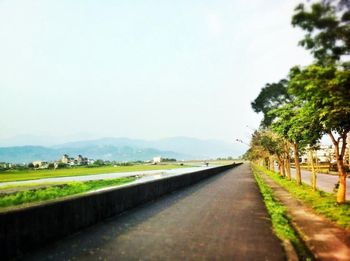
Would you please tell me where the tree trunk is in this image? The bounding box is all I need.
[329,132,347,204]
[266,158,270,170]
[285,159,291,180]
[269,157,275,171]
[293,142,302,185]
[314,153,319,190]
[284,142,291,180]
[309,149,317,191]
[265,157,270,169]
[336,158,347,204]
[280,159,285,177]
[277,158,284,176]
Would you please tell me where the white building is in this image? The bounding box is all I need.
[153,156,162,163]
[300,145,338,164]
[32,161,49,168]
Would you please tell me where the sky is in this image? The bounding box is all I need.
[0,0,313,145]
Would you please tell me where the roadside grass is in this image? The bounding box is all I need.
[254,165,350,229]
[0,164,185,182]
[0,181,68,191]
[0,177,136,209]
[253,167,313,260]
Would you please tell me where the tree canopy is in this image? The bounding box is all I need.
[292,1,350,63]
[289,64,350,136]
[251,79,291,127]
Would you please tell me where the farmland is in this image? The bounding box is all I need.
[0,164,186,183]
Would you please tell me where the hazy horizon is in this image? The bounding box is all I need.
[0,133,244,147]
[0,135,245,163]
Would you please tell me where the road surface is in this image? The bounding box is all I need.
[25,163,285,260]
[283,167,350,199]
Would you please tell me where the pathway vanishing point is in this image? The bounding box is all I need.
[25,164,286,260]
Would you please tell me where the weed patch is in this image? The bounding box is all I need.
[0,177,135,208]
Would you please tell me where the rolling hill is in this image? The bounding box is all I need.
[0,136,244,163]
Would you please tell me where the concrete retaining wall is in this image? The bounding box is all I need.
[0,163,241,259]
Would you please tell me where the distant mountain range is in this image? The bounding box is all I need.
[0,136,244,163]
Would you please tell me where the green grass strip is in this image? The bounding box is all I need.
[254,165,350,229]
[0,164,186,182]
[252,166,313,260]
[0,177,135,208]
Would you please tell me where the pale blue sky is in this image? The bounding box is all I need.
[0,0,312,144]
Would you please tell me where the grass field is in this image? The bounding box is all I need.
[253,164,350,229]
[0,177,136,209]
[0,164,186,183]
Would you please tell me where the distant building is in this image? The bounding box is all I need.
[61,154,71,164]
[317,145,334,163]
[0,162,11,168]
[75,155,88,165]
[61,154,89,166]
[32,161,48,168]
[153,156,162,163]
[300,145,337,164]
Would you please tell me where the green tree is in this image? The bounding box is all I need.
[289,64,350,203]
[57,162,68,169]
[252,79,302,183]
[269,102,300,182]
[48,163,55,169]
[245,131,271,167]
[249,130,286,176]
[270,99,324,187]
[292,1,350,64]
[251,79,291,127]
[94,159,105,166]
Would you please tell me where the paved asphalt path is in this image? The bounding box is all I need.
[25,164,285,260]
